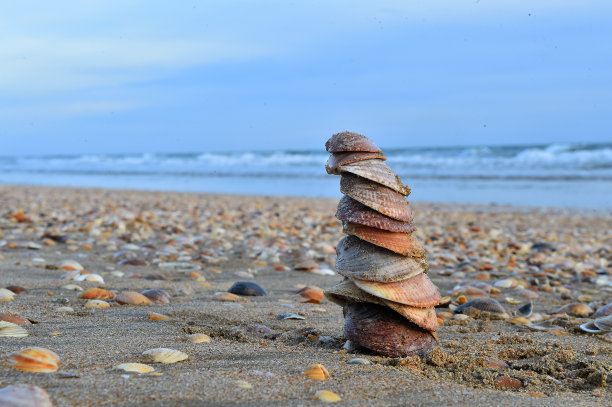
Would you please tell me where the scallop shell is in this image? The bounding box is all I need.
[0,321,29,337]
[338,159,410,195]
[77,288,115,300]
[115,291,152,306]
[353,273,440,307]
[336,196,413,234]
[336,236,427,282]
[454,298,510,319]
[6,347,60,372]
[58,260,83,271]
[326,152,385,174]
[382,301,439,331]
[0,384,53,407]
[0,312,31,325]
[325,131,381,153]
[142,348,188,364]
[340,174,411,221]
[116,363,155,374]
[304,363,329,380]
[343,222,424,257]
[324,279,386,307]
[140,289,170,304]
[343,303,437,358]
[85,299,110,309]
[593,302,612,318]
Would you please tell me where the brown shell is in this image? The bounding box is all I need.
[454,298,510,319]
[77,288,115,300]
[336,196,414,233]
[593,302,612,318]
[383,301,439,331]
[340,174,411,221]
[324,279,386,307]
[0,312,31,325]
[335,236,427,282]
[115,291,152,306]
[140,289,170,304]
[343,222,424,258]
[354,273,440,307]
[325,131,381,153]
[338,160,410,195]
[326,152,385,174]
[343,303,437,358]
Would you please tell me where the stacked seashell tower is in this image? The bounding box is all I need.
[324,131,441,358]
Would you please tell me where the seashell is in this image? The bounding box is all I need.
[343,303,437,358]
[382,301,439,331]
[517,302,533,317]
[188,333,211,343]
[324,279,386,307]
[509,316,531,325]
[85,299,110,309]
[593,314,612,331]
[314,390,342,403]
[325,151,385,174]
[116,363,155,374]
[142,348,188,364]
[61,284,83,291]
[303,363,329,380]
[74,273,105,283]
[115,291,152,306]
[228,281,268,296]
[343,222,425,257]
[213,292,249,302]
[340,174,411,221]
[77,288,115,300]
[336,196,414,233]
[6,347,60,372]
[0,288,15,301]
[0,321,29,337]
[140,289,170,304]
[60,270,80,280]
[338,159,410,195]
[593,302,612,318]
[325,131,381,153]
[553,303,593,318]
[56,306,74,313]
[297,286,325,303]
[5,286,26,294]
[353,273,440,307]
[148,312,172,321]
[277,313,305,320]
[336,236,426,282]
[0,312,31,325]
[346,358,371,365]
[0,384,53,407]
[58,260,83,271]
[454,298,510,319]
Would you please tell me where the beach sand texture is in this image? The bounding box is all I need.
[0,186,610,406]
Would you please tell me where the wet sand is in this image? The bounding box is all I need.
[0,185,610,406]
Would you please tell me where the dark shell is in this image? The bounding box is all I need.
[326,152,385,174]
[325,132,381,153]
[336,196,414,233]
[228,281,268,296]
[593,302,612,318]
[140,289,170,304]
[343,303,437,358]
[343,222,424,258]
[5,286,26,294]
[335,235,427,282]
[454,298,509,319]
[516,302,533,317]
[338,159,410,196]
[340,174,411,222]
[118,259,149,266]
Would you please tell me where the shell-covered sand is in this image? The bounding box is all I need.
[0,185,610,406]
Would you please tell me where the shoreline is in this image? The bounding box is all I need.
[0,185,610,406]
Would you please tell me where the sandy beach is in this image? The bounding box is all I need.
[0,185,610,406]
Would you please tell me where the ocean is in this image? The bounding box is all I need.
[1,143,611,208]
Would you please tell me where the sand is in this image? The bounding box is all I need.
[0,185,610,406]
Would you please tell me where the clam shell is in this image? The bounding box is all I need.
[326,152,385,174]
[0,312,31,325]
[0,321,29,337]
[297,286,325,303]
[454,298,510,319]
[140,289,170,304]
[228,281,268,296]
[353,273,440,307]
[0,288,15,301]
[0,384,53,407]
[343,303,437,358]
[580,321,603,334]
[314,390,342,403]
[213,292,249,302]
[593,302,612,318]
[325,131,381,153]
[324,279,386,307]
[304,363,329,380]
[336,236,427,282]
[147,312,172,321]
[115,291,152,306]
[142,348,188,364]
[382,301,439,331]
[116,363,155,374]
[343,222,424,257]
[593,314,612,331]
[73,273,104,284]
[58,260,83,271]
[516,302,533,317]
[188,333,211,343]
[6,347,60,372]
[77,288,115,300]
[340,174,411,221]
[338,160,410,195]
[85,299,110,309]
[554,303,593,318]
[336,196,413,233]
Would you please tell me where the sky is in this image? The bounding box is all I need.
[1,1,611,155]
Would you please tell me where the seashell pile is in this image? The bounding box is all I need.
[324,131,441,358]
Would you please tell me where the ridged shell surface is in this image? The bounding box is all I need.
[0,384,53,407]
[325,132,381,153]
[338,159,410,195]
[382,300,438,331]
[0,321,29,337]
[326,152,385,174]
[340,174,411,221]
[336,196,413,233]
[454,298,510,319]
[142,348,188,364]
[343,303,436,358]
[354,273,440,307]
[6,347,60,372]
[324,279,385,307]
[335,236,426,282]
[593,302,612,318]
[343,222,424,258]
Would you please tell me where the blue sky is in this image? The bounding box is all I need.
[1,1,611,155]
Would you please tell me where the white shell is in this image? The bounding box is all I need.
[62,284,83,291]
[58,260,84,270]
[116,363,155,373]
[0,288,16,301]
[0,384,53,407]
[0,321,29,337]
[142,348,188,364]
[74,273,105,283]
